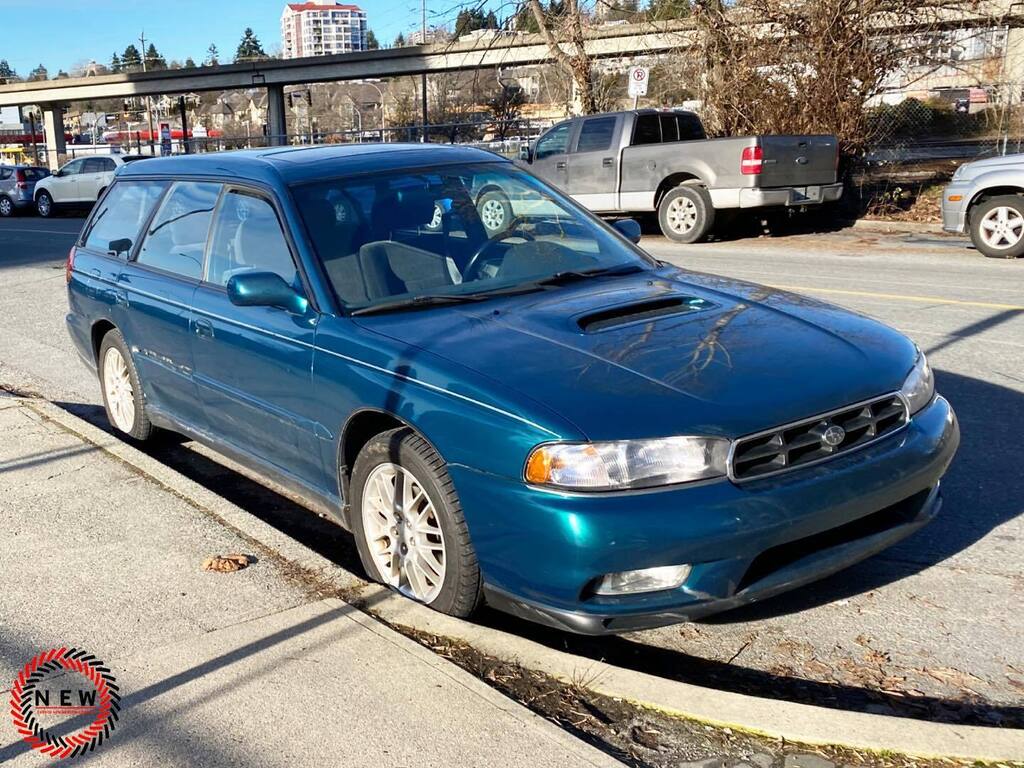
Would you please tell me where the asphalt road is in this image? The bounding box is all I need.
[0,214,1021,725]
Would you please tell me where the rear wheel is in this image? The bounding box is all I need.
[351,428,482,617]
[0,196,13,217]
[970,195,1024,258]
[477,189,513,235]
[658,184,715,243]
[36,191,53,218]
[98,329,155,441]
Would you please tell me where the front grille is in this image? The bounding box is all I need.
[730,393,908,481]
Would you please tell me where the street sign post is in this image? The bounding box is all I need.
[628,66,649,108]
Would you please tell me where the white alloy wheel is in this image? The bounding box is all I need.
[102,346,136,433]
[37,193,52,217]
[0,197,13,217]
[665,195,698,234]
[479,198,507,232]
[978,205,1024,250]
[360,462,446,603]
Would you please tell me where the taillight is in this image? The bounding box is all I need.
[15,169,26,190]
[741,146,763,175]
[66,247,76,284]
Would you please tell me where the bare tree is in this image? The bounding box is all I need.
[528,0,599,113]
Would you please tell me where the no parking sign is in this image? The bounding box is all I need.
[628,66,649,98]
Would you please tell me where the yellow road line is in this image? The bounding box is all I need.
[767,284,1024,312]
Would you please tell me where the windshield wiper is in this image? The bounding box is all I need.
[529,264,646,287]
[350,293,488,316]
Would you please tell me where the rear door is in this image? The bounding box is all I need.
[191,187,324,488]
[756,136,838,187]
[529,121,575,191]
[81,157,116,201]
[567,114,621,211]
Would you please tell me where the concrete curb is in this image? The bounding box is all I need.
[850,218,948,235]
[24,396,1024,763]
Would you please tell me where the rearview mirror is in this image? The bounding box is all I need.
[226,272,308,314]
[612,218,642,245]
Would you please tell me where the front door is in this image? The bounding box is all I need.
[529,121,575,192]
[191,187,324,489]
[49,158,86,202]
[567,115,620,211]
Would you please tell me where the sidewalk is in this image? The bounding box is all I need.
[0,393,621,767]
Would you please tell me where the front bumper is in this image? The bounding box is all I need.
[941,181,971,233]
[452,395,959,635]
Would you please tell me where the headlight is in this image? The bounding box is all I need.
[901,352,935,415]
[524,436,730,490]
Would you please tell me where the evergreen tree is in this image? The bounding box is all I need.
[145,43,167,70]
[205,44,220,66]
[0,60,16,80]
[122,44,142,70]
[366,30,379,50]
[235,28,267,62]
[110,52,122,73]
[394,32,406,47]
[185,57,197,68]
[28,63,48,81]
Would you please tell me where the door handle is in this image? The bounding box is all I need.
[194,318,214,339]
[556,161,566,170]
[602,157,614,167]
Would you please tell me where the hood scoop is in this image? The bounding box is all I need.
[577,295,715,333]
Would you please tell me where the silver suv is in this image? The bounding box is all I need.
[942,153,1024,259]
[0,165,50,217]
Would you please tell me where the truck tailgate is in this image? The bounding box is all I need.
[758,135,838,187]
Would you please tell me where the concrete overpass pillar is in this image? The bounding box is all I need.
[266,84,287,146]
[42,104,67,172]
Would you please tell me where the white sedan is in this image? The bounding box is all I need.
[34,155,145,217]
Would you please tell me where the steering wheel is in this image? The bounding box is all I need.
[462,218,535,282]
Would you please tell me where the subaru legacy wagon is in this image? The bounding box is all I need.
[66,145,959,634]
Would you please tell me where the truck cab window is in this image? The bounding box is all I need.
[632,114,661,145]
[535,123,572,159]
[575,117,617,153]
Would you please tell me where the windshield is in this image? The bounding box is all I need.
[291,162,652,312]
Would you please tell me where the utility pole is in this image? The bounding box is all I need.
[420,0,428,143]
[139,30,156,155]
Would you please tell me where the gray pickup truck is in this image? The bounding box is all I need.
[518,109,843,242]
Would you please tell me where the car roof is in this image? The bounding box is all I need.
[115,143,511,186]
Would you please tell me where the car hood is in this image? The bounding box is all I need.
[959,153,1024,179]
[355,268,917,441]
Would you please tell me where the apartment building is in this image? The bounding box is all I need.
[281,1,368,59]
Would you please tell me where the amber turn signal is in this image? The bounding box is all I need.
[947,195,963,202]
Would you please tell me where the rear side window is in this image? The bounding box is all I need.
[207,191,298,287]
[136,181,221,280]
[23,168,48,181]
[82,180,168,255]
[575,117,617,153]
[677,113,706,141]
[632,115,661,145]
[83,158,107,174]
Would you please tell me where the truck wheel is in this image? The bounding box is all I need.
[477,189,513,234]
[658,185,715,243]
[970,195,1024,258]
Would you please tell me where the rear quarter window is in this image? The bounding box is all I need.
[81,180,169,255]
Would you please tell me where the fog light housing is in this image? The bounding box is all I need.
[594,565,691,596]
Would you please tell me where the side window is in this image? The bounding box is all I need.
[660,114,679,143]
[632,115,661,145]
[677,113,706,141]
[0,168,11,181]
[83,158,106,174]
[101,158,117,172]
[61,159,86,176]
[207,191,298,288]
[535,123,572,160]
[82,180,168,255]
[575,116,617,153]
[136,181,221,280]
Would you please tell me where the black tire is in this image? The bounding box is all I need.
[476,188,513,235]
[969,195,1024,259]
[36,191,54,218]
[97,329,155,441]
[658,184,715,244]
[351,427,482,617]
[0,195,14,218]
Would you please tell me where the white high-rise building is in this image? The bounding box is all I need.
[281,1,368,59]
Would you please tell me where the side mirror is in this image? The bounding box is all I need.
[612,218,642,245]
[52,169,63,178]
[226,272,308,314]
[108,238,133,257]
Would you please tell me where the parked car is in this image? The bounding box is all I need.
[942,153,1024,258]
[66,145,958,634]
[0,164,50,217]
[34,154,146,217]
[518,109,843,243]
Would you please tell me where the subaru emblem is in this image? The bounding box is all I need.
[822,425,846,447]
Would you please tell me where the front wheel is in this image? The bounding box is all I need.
[351,428,482,617]
[970,195,1024,258]
[477,189,513,234]
[98,329,155,441]
[658,185,715,243]
[0,196,14,217]
[36,191,54,218]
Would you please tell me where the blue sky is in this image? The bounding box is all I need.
[0,0,505,76]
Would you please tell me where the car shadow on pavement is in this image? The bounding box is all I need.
[50,366,1024,728]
